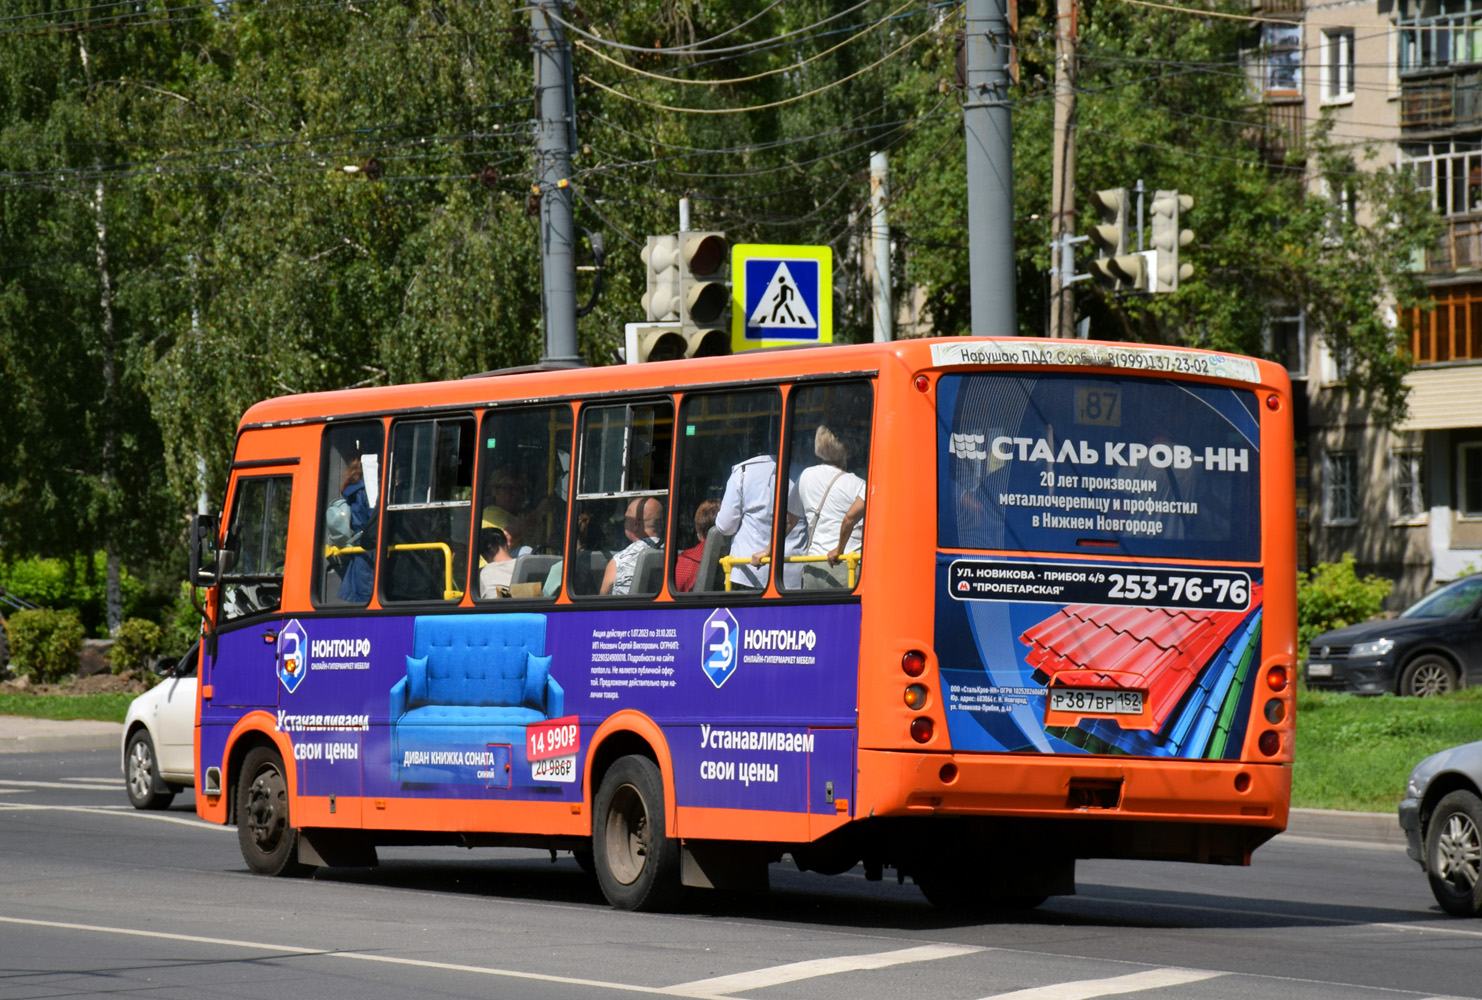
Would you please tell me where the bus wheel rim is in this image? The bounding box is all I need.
[604,782,649,886]
[246,764,288,850]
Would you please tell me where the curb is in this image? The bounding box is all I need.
[0,716,123,755]
[1284,807,1406,847]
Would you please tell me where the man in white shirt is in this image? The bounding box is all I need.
[716,454,803,590]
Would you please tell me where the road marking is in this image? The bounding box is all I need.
[0,802,227,831]
[0,778,120,791]
[62,776,121,782]
[663,943,982,997]
[976,967,1223,999]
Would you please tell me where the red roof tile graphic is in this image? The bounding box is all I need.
[1021,586,1262,729]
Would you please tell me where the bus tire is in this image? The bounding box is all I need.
[592,755,682,911]
[1426,790,1482,916]
[124,730,175,810]
[237,746,313,877]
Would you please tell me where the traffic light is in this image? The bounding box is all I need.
[630,323,688,363]
[1087,188,1146,290]
[1150,190,1195,293]
[678,231,731,356]
[641,234,680,322]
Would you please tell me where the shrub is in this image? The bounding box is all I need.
[6,608,86,682]
[1297,553,1393,652]
[110,617,163,674]
[162,582,205,657]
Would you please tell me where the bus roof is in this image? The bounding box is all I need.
[237,337,1284,430]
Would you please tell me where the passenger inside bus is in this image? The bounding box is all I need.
[543,510,603,596]
[675,499,720,592]
[478,527,516,599]
[602,497,664,596]
[797,425,866,588]
[716,453,802,591]
[336,458,376,604]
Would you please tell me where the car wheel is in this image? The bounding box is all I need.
[1401,655,1460,698]
[1426,790,1482,916]
[591,755,682,911]
[124,730,175,810]
[236,746,313,877]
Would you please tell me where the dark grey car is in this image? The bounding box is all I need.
[1304,575,1482,697]
[1399,741,1482,916]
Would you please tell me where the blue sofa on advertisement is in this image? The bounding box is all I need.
[389,613,562,785]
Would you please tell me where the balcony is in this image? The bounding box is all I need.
[1401,72,1482,131]
[1424,214,1482,273]
[1255,100,1305,163]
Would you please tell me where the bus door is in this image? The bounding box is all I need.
[209,472,296,712]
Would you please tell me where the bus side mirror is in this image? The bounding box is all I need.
[189,514,221,587]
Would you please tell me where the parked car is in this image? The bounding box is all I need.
[121,642,198,809]
[1304,574,1482,697]
[1399,741,1482,916]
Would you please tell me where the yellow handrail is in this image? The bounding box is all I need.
[718,552,860,590]
[388,542,462,601]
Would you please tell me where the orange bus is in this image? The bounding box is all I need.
[188,337,1296,911]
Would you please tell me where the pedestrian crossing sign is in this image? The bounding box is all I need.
[731,244,832,352]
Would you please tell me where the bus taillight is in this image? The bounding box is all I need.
[1258,731,1281,756]
[1263,699,1286,724]
[904,684,929,709]
[910,717,934,743]
[902,650,926,677]
[1265,665,1288,692]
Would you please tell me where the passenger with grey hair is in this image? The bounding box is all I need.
[795,425,866,588]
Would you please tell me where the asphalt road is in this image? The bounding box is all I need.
[1,747,1473,1000]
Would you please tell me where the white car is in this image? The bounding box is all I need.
[121,643,198,809]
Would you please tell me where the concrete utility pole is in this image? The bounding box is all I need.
[870,151,893,343]
[1048,0,1078,339]
[963,0,1017,336]
[532,1,580,364]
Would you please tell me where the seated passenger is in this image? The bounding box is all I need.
[478,527,516,599]
[601,497,664,596]
[675,499,720,593]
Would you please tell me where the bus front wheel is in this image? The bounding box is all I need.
[592,755,682,911]
[237,746,313,877]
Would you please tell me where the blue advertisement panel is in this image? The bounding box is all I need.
[935,555,1263,759]
[200,603,860,814]
[937,373,1262,562]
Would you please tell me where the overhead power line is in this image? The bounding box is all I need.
[549,0,876,57]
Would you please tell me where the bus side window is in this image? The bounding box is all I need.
[672,389,784,596]
[568,400,673,598]
[315,421,385,608]
[474,405,573,601]
[220,474,293,621]
[782,381,874,592]
[381,415,475,604]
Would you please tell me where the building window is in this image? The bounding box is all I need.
[1400,140,1482,217]
[1461,442,1482,517]
[1401,282,1482,363]
[1399,0,1482,72]
[1392,449,1427,521]
[1322,29,1354,103]
[1323,450,1359,524]
[1264,311,1307,378]
[1259,22,1302,97]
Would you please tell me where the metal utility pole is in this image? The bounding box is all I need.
[1048,0,1078,339]
[870,151,893,343]
[963,0,1017,335]
[532,1,580,364]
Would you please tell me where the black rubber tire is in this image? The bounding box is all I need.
[1401,655,1460,698]
[1426,789,1482,917]
[591,755,683,911]
[236,746,313,877]
[124,730,175,810]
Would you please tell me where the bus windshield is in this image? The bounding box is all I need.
[937,373,1262,563]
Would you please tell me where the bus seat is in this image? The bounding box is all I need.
[570,549,610,595]
[631,546,664,597]
[511,553,560,587]
[693,527,730,593]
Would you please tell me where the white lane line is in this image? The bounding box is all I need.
[0,778,120,791]
[664,943,983,997]
[62,776,122,783]
[0,916,718,996]
[977,967,1224,999]
[0,802,228,831]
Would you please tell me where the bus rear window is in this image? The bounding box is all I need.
[937,373,1261,562]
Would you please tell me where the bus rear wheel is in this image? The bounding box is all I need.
[592,755,682,911]
[237,746,313,877]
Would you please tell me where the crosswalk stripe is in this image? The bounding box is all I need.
[664,943,983,997]
[977,967,1224,999]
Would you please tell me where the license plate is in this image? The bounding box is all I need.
[1049,688,1144,715]
[532,755,577,783]
[1307,662,1333,678]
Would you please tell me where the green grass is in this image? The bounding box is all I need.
[1293,686,1482,812]
[4,687,1481,813]
[0,692,135,724]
